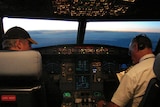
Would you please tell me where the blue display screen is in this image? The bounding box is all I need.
[75,75,90,90]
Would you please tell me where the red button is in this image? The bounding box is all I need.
[1,95,16,101]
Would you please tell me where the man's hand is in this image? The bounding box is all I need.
[97,100,106,107]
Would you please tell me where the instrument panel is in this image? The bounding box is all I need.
[36,44,131,107]
[38,44,128,55]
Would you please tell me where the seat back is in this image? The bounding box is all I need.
[0,50,46,107]
[138,53,160,107]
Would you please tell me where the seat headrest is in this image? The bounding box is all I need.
[0,50,42,80]
[153,53,160,80]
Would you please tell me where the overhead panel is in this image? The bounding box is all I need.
[51,0,160,20]
[52,0,135,19]
[0,0,160,20]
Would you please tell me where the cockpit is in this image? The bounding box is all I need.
[0,0,160,107]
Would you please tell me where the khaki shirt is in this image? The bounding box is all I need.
[111,54,156,107]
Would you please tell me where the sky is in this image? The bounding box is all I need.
[3,17,160,33]
[3,17,78,31]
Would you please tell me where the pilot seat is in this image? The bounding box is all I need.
[138,53,160,107]
[0,50,46,107]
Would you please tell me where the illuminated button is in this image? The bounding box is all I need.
[1,95,16,101]
[63,92,71,98]
[94,92,101,97]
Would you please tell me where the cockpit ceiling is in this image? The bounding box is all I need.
[0,0,160,20]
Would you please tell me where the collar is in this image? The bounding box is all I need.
[139,54,155,62]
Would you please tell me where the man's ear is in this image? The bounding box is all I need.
[16,39,23,50]
[133,43,139,52]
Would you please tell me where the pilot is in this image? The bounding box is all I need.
[2,26,37,50]
[2,26,63,107]
[97,34,156,107]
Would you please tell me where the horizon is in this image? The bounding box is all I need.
[29,30,160,51]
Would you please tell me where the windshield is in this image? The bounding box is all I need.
[85,21,160,50]
[3,17,160,51]
[3,17,78,48]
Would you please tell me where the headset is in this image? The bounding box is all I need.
[135,34,147,50]
[138,41,145,50]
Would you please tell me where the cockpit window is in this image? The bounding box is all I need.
[3,17,78,48]
[3,17,160,51]
[85,21,160,51]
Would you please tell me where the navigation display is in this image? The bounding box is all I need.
[75,75,90,90]
[75,60,89,74]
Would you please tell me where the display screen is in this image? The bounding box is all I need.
[63,92,72,98]
[75,60,89,74]
[75,76,90,90]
